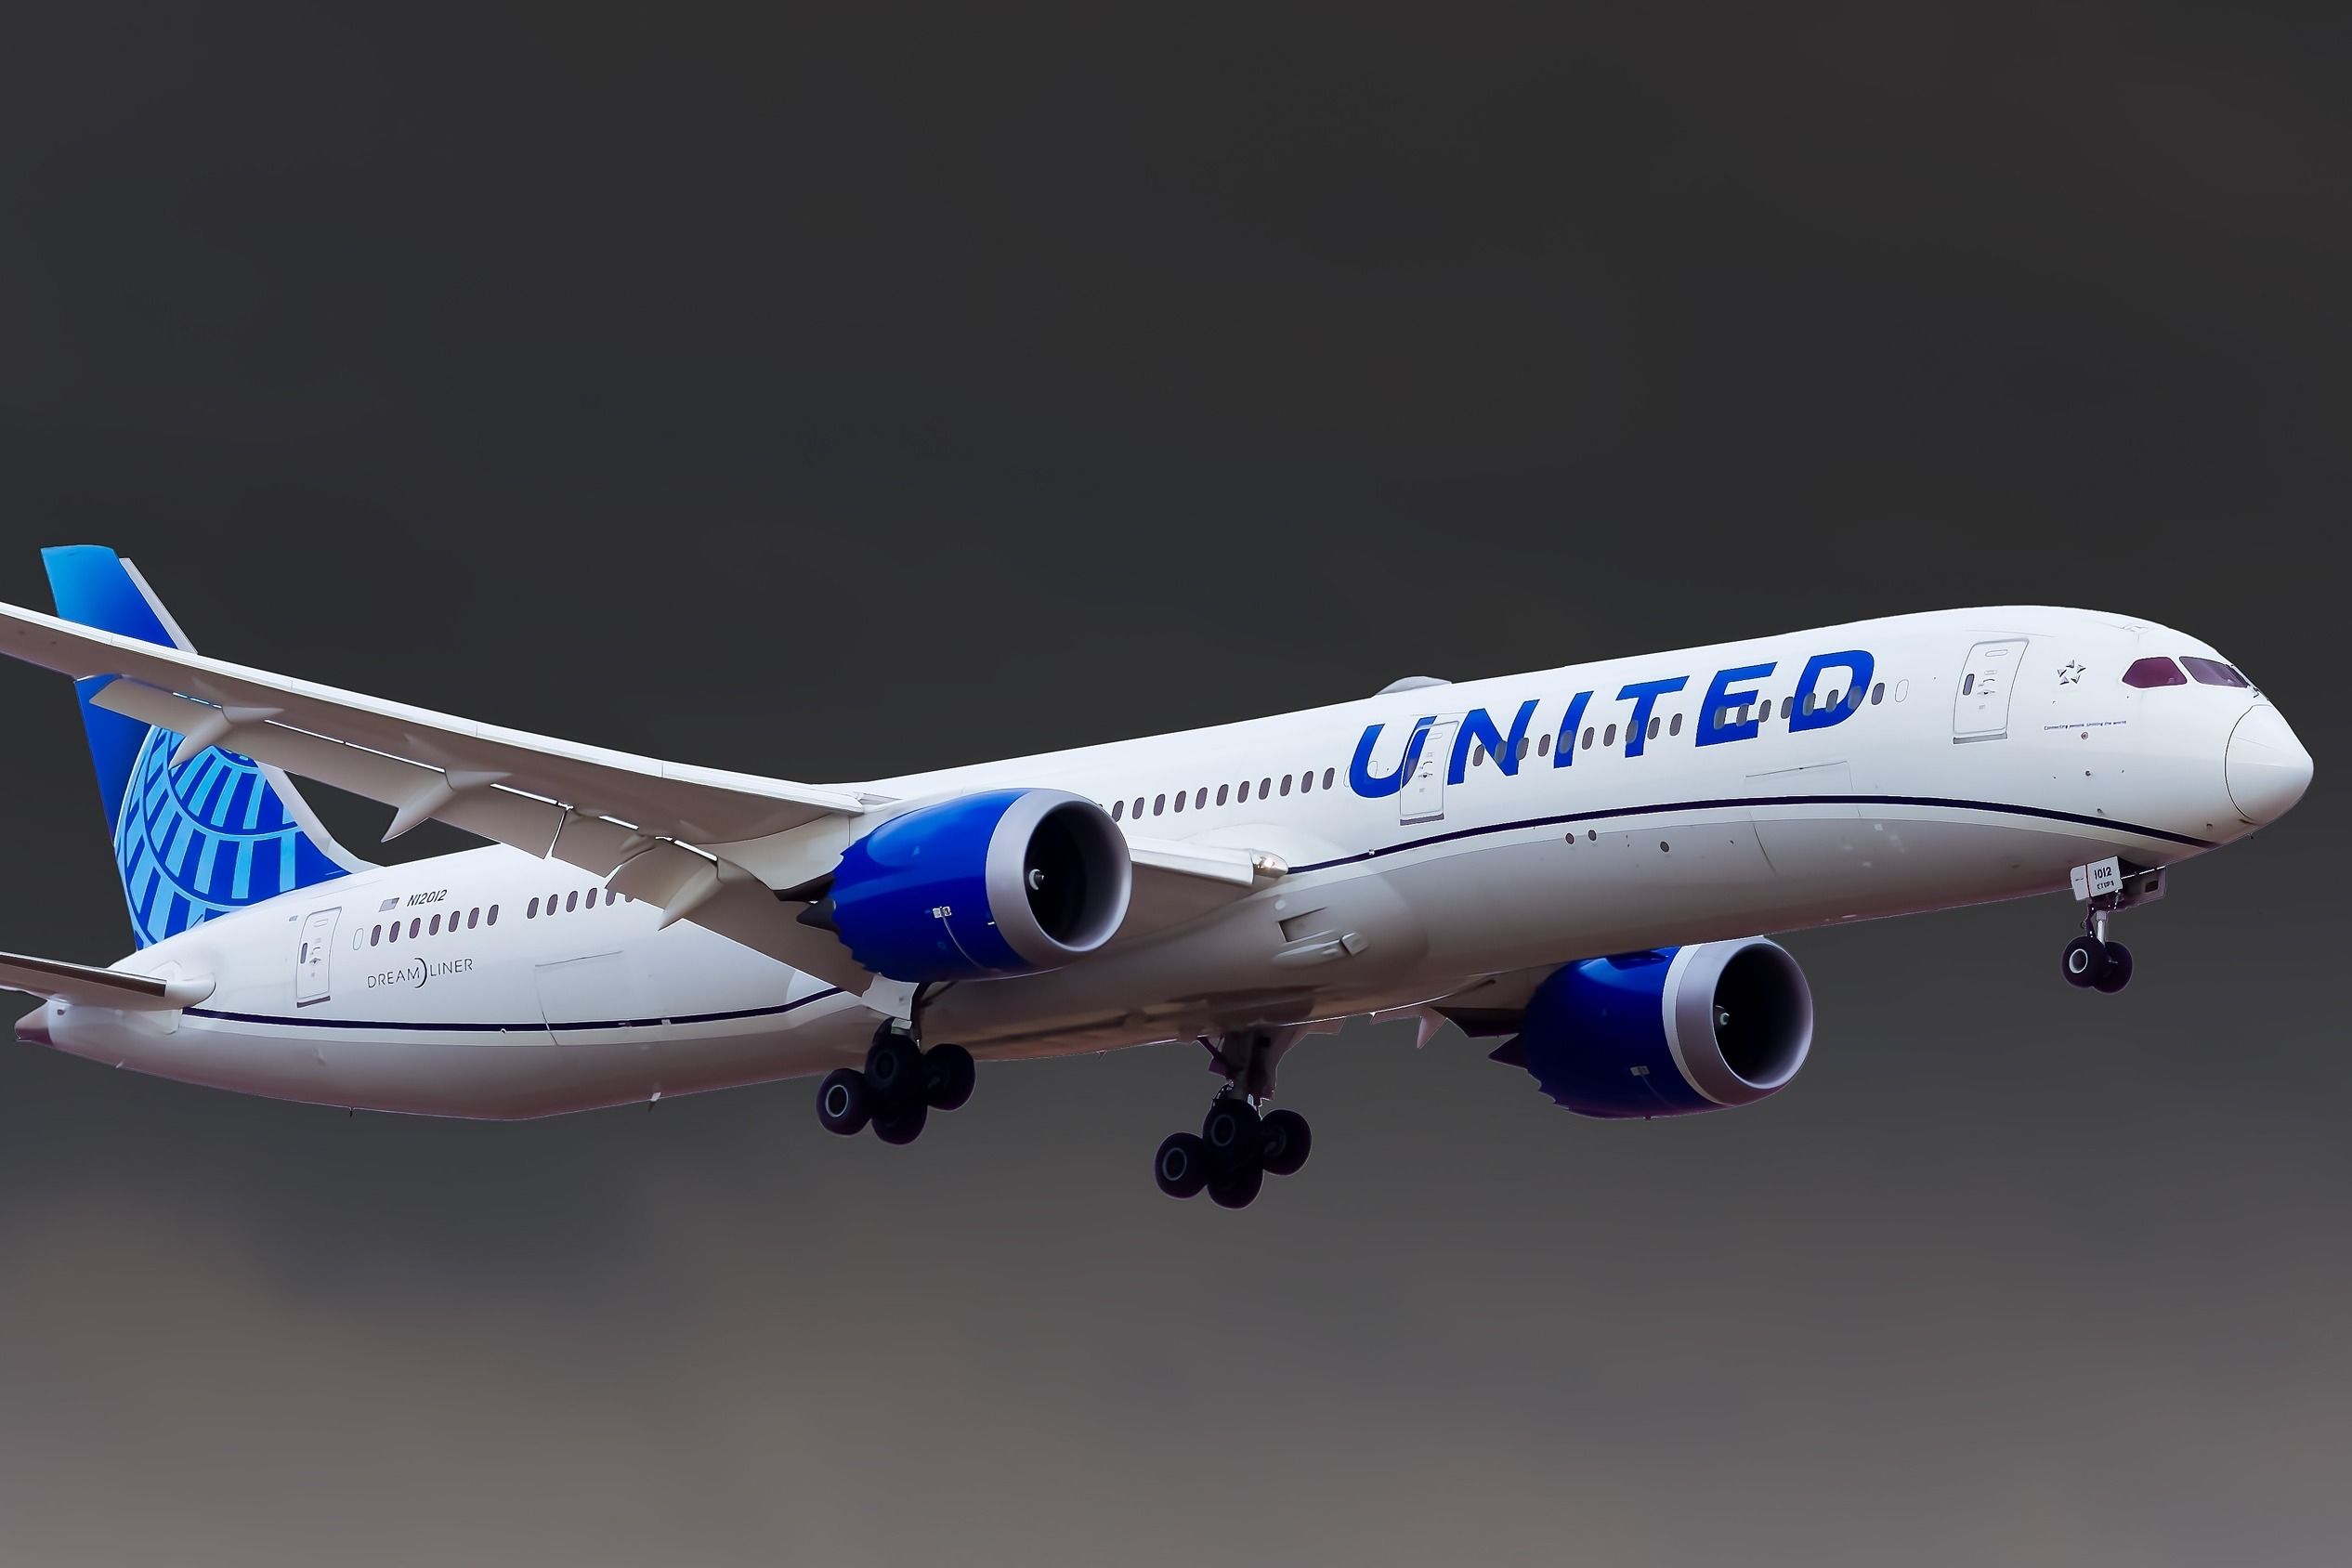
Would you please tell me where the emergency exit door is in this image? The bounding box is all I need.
[294,907,339,1006]
[1953,638,2029,741]
[1399,720,1457,825]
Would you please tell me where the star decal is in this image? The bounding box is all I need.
[2057,660,2084,685]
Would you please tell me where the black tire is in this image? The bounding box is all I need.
[1155,1132,1209,1199]
[1201,1098,1262,1170]
[816,1068,871,1136]
[2061,934,2109,988]
[1260,1108,1313,1178]
[2093,940,2134,994]
[1208,1161,1264,1209]
[865,1031,924,1107]
[872,1100,929,1146]
[923,1044,976,1112]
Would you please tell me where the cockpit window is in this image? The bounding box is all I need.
[2123,657,2187,688]
[2181,656,2250,688]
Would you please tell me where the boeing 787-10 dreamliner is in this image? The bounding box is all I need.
[0,547,2313,1208]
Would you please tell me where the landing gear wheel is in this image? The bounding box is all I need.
[1201,1098,1262,1170]
[1208,1161,1265,1209]
[922,1044,976,1111]
[865,1030,924,1107]
[872,1100,929,1146]
[1260,1108,1313,1177]
[2093,940,2134,994]
[816,1068,872,1136]
[1155,1132,1210,1199]
[2061,934,2109,989]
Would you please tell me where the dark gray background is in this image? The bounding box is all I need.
[0,5,2344,1564]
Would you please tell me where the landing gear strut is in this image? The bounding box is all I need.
[1152,1028,1313,1209]
[2059,856,2163,995]
[817,1026,975,1143]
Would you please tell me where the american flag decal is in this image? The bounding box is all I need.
[379,896,399,911]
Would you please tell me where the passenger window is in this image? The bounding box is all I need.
[1669,712,1683,736]
[1581,727,1594,750]
[1112,799,1123,821]
[1261,777,1273,798]
[1537,733,1551,756]
[1132,797,1145,817]
[1196,788,1208,809]
[2123,657,2187,688]
[1846,686,1863,711]
[1471,744,1484,767]
[1962,673,1976,696]
[2182,656,2250,688]
[1280,775,1292,796]
[1517,738,1529,762]
[428,914,441,935]
[1172,790,1185,813]
[408,918,421,939]
[1779,696,1791,720]
[1322,766,1335,790]
[566,891,579,912]
[468,908,480,929]
[1603,724,1617,747]
[528,897,540,919]
[1216,784,1229,805]
[606,889,618,906]
[1238,780,1251,803]
[370,924,381,946]
[1871,682,1885,705]
[1154,794,1166,816]
[487,905,499,926]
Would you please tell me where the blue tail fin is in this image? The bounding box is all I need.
[43,546,371,947]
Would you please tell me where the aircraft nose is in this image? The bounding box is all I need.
[2225,705,2313,825]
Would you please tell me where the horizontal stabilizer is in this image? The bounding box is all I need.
[0,949,213,1011]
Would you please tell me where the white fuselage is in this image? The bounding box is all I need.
[20,607,2299,1117]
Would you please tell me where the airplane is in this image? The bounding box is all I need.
[0,545,2314,1209]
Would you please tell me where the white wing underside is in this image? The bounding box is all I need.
[0,600,885,986]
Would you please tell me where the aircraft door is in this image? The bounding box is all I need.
[1400,719,1457,825]
[294,906,339,1006]
[1953,638,2029,741]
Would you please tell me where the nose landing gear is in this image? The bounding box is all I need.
[816,1026,976,1143]
[2059,856,2164,994]
[1152,1028,1314,1209]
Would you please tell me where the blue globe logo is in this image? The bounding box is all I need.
[113,726,346,945]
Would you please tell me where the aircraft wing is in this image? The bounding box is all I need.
[0,949,214,1011]
[0,600,885,987]
[0,601,866,856]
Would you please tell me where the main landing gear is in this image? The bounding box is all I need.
[816,1026,976,1144]
[1152,1028,1313,1209]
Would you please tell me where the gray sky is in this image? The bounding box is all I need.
[0,5,2345,1563]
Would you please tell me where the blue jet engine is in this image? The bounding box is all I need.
[828,789,1133,984]
[1499,939,1814,1118]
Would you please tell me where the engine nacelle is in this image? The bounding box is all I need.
[829,789,1132,984]
[1509,939,1813,1118]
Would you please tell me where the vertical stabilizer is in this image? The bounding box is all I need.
[42,545,372,947]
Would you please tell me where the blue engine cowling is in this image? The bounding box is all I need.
[829,789,1132,984]
[1507,939,1814,1118]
